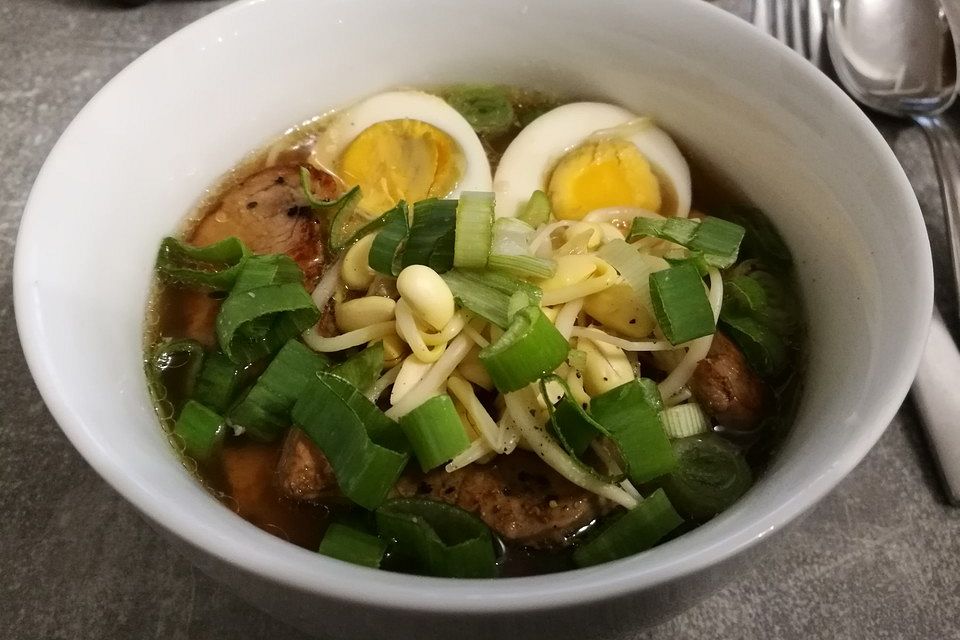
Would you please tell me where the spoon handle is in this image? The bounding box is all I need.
[912,310,960,505]
[915,114,960,315]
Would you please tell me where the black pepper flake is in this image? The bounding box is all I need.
[575,372,582,379]
[603,376,608,381]
[246,201,258,209]
[275,176,285,185]
[528,409,536,417]
[629,318,637,324]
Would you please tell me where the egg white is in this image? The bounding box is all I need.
[492,102,692,219]
[311,90,493,196]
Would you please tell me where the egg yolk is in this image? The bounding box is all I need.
[337,119,464,214]
[547,139,661,221]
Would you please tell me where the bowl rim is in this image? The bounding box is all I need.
[13,0,933,615]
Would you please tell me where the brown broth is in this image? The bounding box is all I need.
[145,86,805,576]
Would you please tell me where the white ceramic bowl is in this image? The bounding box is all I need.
[14,0,932,638]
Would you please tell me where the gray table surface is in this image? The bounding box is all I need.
[2,0,959,638]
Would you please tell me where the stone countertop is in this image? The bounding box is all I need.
[1,1,958,638]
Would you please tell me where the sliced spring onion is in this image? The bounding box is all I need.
[318,522,386,568]
[715,205,792,269]
[689,217,746,265]
[487,217,556,279]
[517,190,552,228]
[217,282,320,364]
[658,434,752,520]
[172,400,227,461]
[718,311,788,378]
[479,305,569,392]
[572,489,683,567]
[398,394,471,471]
[443,85,515,136]
[216,254,319,364]
[330,341,385,394]
[440,268,542,329]
[231,253,303,292]
[649,262,716,345]
[628,216,745,269]
[487,255,556,279]
[228,340,331,441]
[292,372,409,510]
[300,165,373,253]
[156,236,250,290]
[590,379,676,485]
[368,202,410,276]
[150,338,205,404]
[396,198,457,272]
[539,376,607,465]
[375,498,497,578]
[454,191,494,269]
[660,402,711,438]
[193,351,247,413]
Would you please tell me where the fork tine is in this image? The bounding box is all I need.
[752,0,772,34]
[790,0,807,57]
[774,0,789,46]
[807,0,824,68]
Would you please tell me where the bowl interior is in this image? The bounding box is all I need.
[14,0,930,612]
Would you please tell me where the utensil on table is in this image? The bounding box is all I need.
[753,0,960,504]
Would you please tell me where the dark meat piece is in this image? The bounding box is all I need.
[275,428,338,501]
[690,332,767,431]
[189,164,339,283]
[394,451,609,549]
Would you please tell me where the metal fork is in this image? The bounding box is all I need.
[752,0,824,68]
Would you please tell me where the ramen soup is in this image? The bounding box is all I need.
[146,86,804,577]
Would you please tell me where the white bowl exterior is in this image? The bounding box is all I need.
[14,0,931,636]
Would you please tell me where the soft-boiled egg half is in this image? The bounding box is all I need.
[312,90,493,215]
[493,103,692,220]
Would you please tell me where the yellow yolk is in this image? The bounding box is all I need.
[547,138,661,221]
[337,119,464,214]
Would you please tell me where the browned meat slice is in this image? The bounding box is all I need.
[275,428,338,501]
[189,164,340,283]
[690,332,767,430]
[394,451,608,549]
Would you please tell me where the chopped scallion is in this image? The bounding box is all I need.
[193,351,247,413]
[657,434,752,520]
[331,341,385,394]
[628,216,745,269]
[590,379,676,484]
[454,191,494,269]
[216,254,320,364]
[292,372,409,510]
[156,236,250,290]
[172,400,227,461]
[516,190,551,228]
[375,498,497,578]
[368,202,409,276]
[649,263,716,345]
[318,522,386,568]
[572,489,683,567]
[400,198,458,272]
[443,85,515,137]
[440,268,542,328]
[479,305,569,392]
[229,340,331,441]
[398,394,471,471]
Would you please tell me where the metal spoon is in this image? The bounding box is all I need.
[828,0,960,504]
